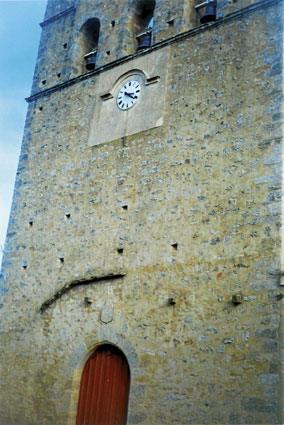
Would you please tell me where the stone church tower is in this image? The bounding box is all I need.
[0,0,283,423]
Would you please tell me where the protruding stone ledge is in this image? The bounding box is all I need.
[40,6,76,28]
[26,0,281,103]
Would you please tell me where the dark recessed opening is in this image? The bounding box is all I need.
[122,205,128,210]
[167,19,175,27]
[84,297,92,305]
[29,221,33,227]
[63,43,67,49]
[117,248,124,255]
[59,257,65,264]
[106,50,111,55]
[57,72,61,78]
[171,243,178,250]
[136,0,155,29]
[65,213,71,219]
[111,20,116,27]
[135,1,155,51]
[168,297,176,305]
[39,106,43,111]
[81,18,100,72]
[41,79,46,85]
[22,261,28,269]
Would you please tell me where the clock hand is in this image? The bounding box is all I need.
[125,92,135,99]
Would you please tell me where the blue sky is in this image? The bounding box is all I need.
[0,0,47,263]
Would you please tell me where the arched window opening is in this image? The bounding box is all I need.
[76,344,130,425]
[133,0,156,51]
[80,18,100,72]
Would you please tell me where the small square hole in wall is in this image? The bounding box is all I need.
[41,79,46,85]
[111,20,116,27]
[21,260,28,269]
[59,256,65,264]
[122,204,128,210]
[171,242,178,250]
[117,248,124,255]
[39,106,43,111]
[63,43,67,49]
[57,72,61,78]
[106,50,111,56]
[167,19,175,27]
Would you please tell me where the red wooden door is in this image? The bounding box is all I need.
[76,344,130,425]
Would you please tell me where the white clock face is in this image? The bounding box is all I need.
[116,80,141,110]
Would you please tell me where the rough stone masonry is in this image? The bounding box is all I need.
[0,0,283,424]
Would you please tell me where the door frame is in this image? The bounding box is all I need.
[68,333,138,425]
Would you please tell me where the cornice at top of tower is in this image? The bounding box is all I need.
[40,6,76,28]
[27,0,282,103]
[30,0,282,97]
[43,0,78,22]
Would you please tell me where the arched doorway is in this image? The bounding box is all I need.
[76,344,130,425]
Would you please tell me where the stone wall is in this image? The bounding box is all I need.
[0,0,283,424]
[31,0,259,93]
